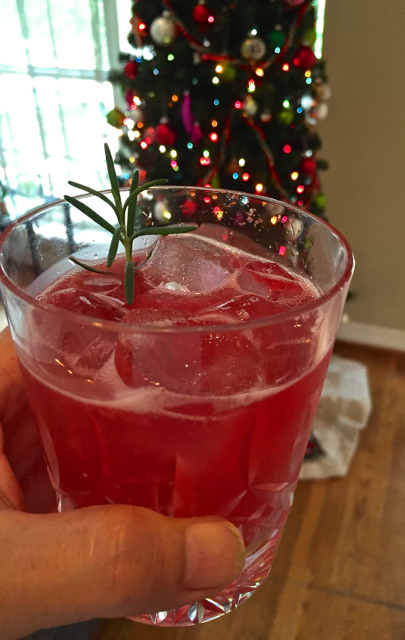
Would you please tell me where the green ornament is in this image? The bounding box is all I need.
[211,174,221,188]
[303,29,317,47]
[278,109,294,125]
[219,64,237,83]
[107,108,125,129]
[269,27,286,49]
[314,192,327,209]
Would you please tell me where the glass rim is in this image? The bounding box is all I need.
[0,186,354,335]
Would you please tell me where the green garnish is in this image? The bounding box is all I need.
[64,143,197,304]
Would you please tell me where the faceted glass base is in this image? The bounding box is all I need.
[128,533,281,627]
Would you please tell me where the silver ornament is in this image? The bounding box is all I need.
[241,36,266,62]
[150,12,176,46]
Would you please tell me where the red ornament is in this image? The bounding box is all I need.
[182,199,197,217]
[300,157,317,175]
[124,60,139,79]
[192,2,211,24]
[293,46,317,69]
[155,119,177,146]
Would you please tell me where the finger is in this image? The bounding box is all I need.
[0,505,245,639]
[0,423,25,512]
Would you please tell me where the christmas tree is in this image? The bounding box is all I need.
[108,0,329,217]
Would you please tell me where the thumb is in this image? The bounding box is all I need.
[0,505,245,639]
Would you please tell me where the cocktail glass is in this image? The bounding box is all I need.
[0,187,353,626]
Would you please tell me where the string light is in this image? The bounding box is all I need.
[211,120,218,128]
[153,68,159,75]
[235,100,242,109]
[209,132,219,142]
[248,80,256,92]
[204,196,211,203]
[232,172,238,179]
[212,76,220,84]
[239,158,245,167]
[214,99,220,105]
[215,64,223,73]
[282,63,290,72]
[163,210,172,219]
[283,145,292,154]
[255,68,264,77]
[117,130,123,137]
[138,22,146,32]
[251,29,258,36]
[208,15,215,23]
[145,137,152,144]
[306,78,312,84]
[203,150,210,157]
[279,246,287,256]
[134,130,141,138]
[187,142,193,149]
[255,183,264,193]
[305,70,312,78]
[129,156,135,163]
[200,157,210,166]
[283,100,290,108]
[140,140,148,149]
[214,207,223,220]
[297,185,305,194]
[170,160,178,168]
[291,171,299,180]
[134,97,141,106]
[281,215,288,223]
[172,95,179,102]
[128,131,136,141]
[298,200,304,206]
[271,216,278,225]
[275,47,281,54]
[297,107,303,113]
[137,122,144,128]
[242,172,250,181]
[168,54,174,61]
[170,149,177,158]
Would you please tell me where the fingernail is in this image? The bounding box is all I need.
[184,520,245,590]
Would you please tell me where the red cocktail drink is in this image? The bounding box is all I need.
[0,188,353,626]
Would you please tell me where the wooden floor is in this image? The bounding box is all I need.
[87,343,405,640]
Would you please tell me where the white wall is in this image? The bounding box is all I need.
[319,0,405,332]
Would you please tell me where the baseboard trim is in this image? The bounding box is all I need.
[337,321,405,352]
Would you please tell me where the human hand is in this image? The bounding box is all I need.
[0,328,245,639]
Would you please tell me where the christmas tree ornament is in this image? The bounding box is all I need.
[260,109,273,123]
[226,158,240,175]
[106,108,125,128]
[310,103,328,120]
[191,122,203,145]
[124,60,138,79]
[303,28,317,47]
[219,64,237,83]
[314,192,327,209]
[241,36,267,62]
[293,46,317,69]
[278,109,294,125]
[182,199,197,217]
[269,25,286,48]
[150,12,176,46]
[192,1,211,25]
[154,200,171,222]
[243,96,258,117]
[211,173,221,188]
[313,81,331,101]
[300,157,317,175]
[181,92,193,136]
[155,118,177,146]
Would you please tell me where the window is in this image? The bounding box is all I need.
[0,0,122,219]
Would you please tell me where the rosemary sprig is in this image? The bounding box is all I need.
[64,143,197,304]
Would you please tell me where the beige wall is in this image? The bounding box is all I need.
[319,0,405,330]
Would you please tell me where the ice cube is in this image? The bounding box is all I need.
[138,234,238,293]
[115,307,263,395]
